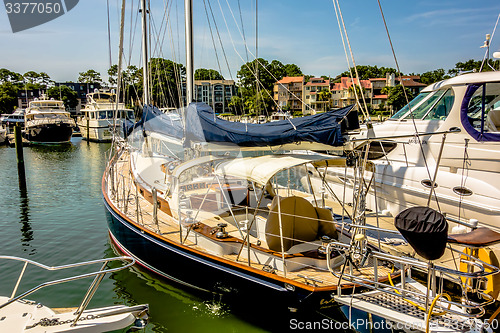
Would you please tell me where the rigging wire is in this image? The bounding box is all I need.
[376,0,441,211]
[332,0,370,121]
[202,0,226,78]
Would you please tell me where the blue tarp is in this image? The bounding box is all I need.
[124,105,183,139]
[127,102,353,148]
[185,102,351,147]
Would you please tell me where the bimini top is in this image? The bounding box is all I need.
[215,154,348,186]
[185,102,352,148]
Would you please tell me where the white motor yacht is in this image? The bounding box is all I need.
[24,97,74,144]
[317,71,500,230]
[77,90,135,142]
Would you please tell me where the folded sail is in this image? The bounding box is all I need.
[185,102,352,147]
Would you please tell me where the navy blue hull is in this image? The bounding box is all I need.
[103,198,345,317]
[24,124,73,143]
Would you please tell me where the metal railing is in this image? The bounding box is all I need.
[327,242,498,319]
[0,255,135,326]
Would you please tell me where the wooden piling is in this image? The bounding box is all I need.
[14,123,26,190]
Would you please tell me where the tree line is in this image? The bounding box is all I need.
[0,58,498,115]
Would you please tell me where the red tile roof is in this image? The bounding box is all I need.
[331,77,371,91]
[277,76,304,84]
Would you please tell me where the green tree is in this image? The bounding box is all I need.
[338,65,398,80]
[47,85,79,109]
[419,69,450,85]
[0,82,18,113]
[283,64,302,77]
[23,71,40,85]
[38,72,52,88]
[147,58,185,108]
[194,68,224,80]
[316,89,331,101]
[108,65,118,86]
[382,85,414,112]
[237,58,292,93]
[78,69,103,84]
[0,68,23,84]
[228,95,244,115]
[244,90,273,114]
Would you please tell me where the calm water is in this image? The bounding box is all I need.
[0,138,271,333]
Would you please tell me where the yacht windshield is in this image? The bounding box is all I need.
[400,90,448,120]
[391,92,429,119]
[423,89,454,120]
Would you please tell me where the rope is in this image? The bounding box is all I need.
[425,293,451,333]
[387,269,451,317]
[332,0,370,120]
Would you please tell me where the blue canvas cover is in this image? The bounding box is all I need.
[185,102,352,147]
[124,105,183,139]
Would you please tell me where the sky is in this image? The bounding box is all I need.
[1,0,500,84]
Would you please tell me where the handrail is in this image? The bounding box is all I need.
[326,242,497,319]
[0,256,135,312]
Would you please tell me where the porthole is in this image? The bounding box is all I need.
[453,186,473,196]
[421,179,438,188]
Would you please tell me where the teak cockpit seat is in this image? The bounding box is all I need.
[448,227,500,248]
[265,196,337,252]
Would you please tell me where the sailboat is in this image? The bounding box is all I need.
[101,1,500,330]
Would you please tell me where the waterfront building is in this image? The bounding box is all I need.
[331,77,372,109]
[194,80,237,114]
[273,76,304,115]
[303,77,331,115]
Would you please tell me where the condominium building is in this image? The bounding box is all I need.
[331,77,372,109]
[194,80,237,114]
[273,76,304,114]
[303,78,331,115]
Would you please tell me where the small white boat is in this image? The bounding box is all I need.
[0,255,148,332]
[77,90,135,142]
[269,110,291,122]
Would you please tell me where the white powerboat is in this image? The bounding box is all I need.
[0,255,148,332]
[77,90,135,142]
[23,97,74,144]
[318,71,500,231]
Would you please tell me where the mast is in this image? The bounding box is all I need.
[185,0,194,105]
[140,0,150,105]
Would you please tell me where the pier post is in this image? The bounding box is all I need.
[14,123,26,190]
[86,116,90,144]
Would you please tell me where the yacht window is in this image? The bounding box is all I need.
[107,111,114,119]
[127,111,134,119]
[400,90,447,120]
[99,111,107,119]
[423,89,454,120]
[391,92,430,119]
[465,83,500,133]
